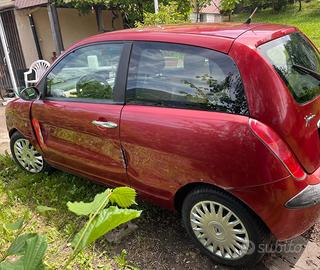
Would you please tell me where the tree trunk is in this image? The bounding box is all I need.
[94,5,105,33]
[196,5,200,22]
[272,0,275,13]
[298,0,302,11]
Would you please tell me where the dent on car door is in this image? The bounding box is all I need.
[120,42,286,204]
[31,42,131,185]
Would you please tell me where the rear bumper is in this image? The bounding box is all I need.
[232,167,320,241]
[285,184,320,208]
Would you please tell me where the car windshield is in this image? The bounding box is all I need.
[258,32,320,104]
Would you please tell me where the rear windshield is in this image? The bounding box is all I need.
[258,32,320,103]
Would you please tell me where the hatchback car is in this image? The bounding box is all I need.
[5,23,320,267]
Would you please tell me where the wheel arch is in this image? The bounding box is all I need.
[174,182,271,234]
[9,128,18,138]
[174,182,222,212]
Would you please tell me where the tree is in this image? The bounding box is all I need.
[220,0,241,21]
[136,1,191,27]
[57,0,191,28]
[191,0,212,22]
[298,0,302,11]
[241,0,289,13]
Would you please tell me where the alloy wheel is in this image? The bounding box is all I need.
[190,200,250,260]
[13,138,44,173]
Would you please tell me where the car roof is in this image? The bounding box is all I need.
[69,23,298,54]
[110,22,258,39]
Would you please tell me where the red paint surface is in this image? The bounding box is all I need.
[230,34,320,173]
[5,23,320,241]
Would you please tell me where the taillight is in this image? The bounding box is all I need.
[249,118,306,180]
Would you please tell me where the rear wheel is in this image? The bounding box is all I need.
[10,132,50,173]
[181,187,270,267]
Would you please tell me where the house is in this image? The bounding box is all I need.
[0,0,123,96]
[190,0,222,23]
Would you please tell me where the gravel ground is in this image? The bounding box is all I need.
[104,202,320,270]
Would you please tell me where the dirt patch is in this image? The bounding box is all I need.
[99,201,320,270]
[303,223,320,245]
[102,204,231,270]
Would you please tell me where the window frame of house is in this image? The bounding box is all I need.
[199,13,206,22]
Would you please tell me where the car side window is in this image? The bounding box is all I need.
[46,43,124,100]
[126,42,248,115]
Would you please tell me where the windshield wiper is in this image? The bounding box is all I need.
[292,63,320,81]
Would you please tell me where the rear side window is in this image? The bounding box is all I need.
[126,42,248,115]
[258,32,320,103]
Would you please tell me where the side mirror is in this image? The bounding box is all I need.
[18,87,40,101]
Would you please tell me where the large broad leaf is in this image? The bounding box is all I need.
[0,260,24,270]
[5,219,24,231]
[22,235,47,270]
[6,233,37,257]
[71,206,141,253]
[67,189,112,216]
[109,187,137,208]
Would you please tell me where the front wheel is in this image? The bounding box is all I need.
[181,187,270,267]
[10,132,50,173]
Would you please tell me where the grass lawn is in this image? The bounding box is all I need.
[0,153,218,270]
[0,154,138,269]
[231,0,320,47]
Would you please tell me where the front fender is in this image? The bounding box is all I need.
[5,98,40,150]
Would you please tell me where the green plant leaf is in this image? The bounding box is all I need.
[36,205,57,214]
[6,233,37,257]
[71,206,141,253]
[0,259,24,270]
[22,235,47,270]
[67,189,112,216]
[109,187,137,208]
[5,218,24,231]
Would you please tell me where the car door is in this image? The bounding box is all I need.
[120,42,253,204]
[32,42,131,185]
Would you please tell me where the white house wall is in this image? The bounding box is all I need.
[15,7,123,65]
[14,9,39,67]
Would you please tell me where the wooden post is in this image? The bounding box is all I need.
[28,14,43,59]
[47,2,64,56]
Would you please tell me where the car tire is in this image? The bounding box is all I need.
[181,187,270,267]
[10,132,51,174]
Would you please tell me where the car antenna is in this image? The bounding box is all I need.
[245,7,258,24]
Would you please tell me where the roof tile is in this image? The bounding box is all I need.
[200,0,220,14]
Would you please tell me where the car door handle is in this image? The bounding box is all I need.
[92,120,118,129]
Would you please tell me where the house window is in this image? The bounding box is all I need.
[199,13,206,22]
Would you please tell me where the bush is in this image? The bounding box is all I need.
[0,187,141,269]
[136,1,190,27]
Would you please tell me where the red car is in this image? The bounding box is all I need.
[5,23,320,267]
